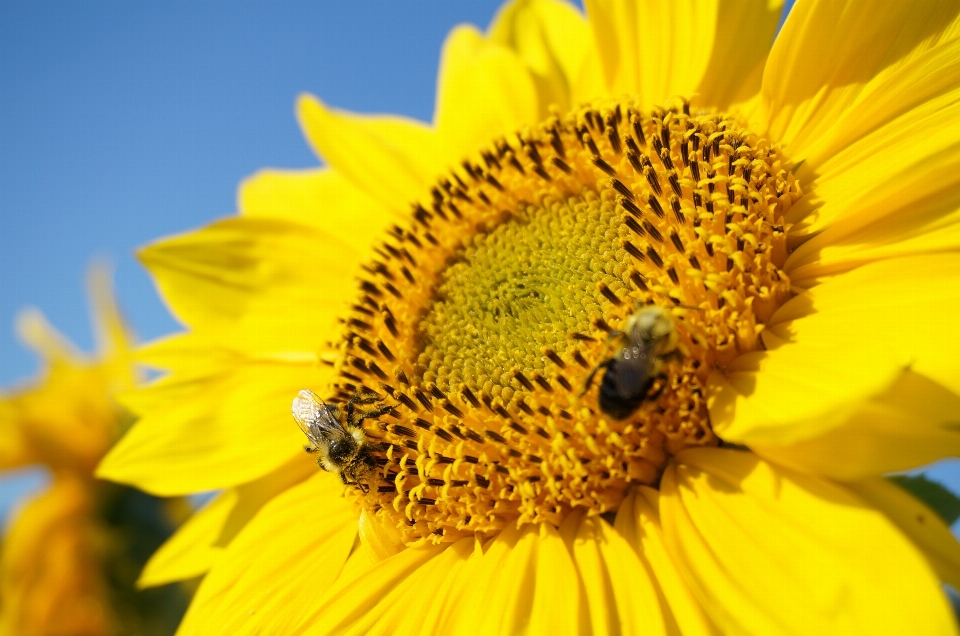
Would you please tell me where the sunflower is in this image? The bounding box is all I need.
[0,267,189,636]
[99,0,960,633]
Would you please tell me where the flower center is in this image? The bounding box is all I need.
[322,97,800,545]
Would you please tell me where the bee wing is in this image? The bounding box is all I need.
[292,390,345,442]
[292,390,323,432]
[614,348,652,399]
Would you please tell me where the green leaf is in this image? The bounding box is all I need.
[890,474,960,525]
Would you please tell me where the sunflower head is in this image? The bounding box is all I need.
[0,267,189,636]
[315,95,801,546]
[0,266,134,475]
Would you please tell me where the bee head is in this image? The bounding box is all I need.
[628,306,677,350]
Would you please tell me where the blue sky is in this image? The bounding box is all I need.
[1,0,959,529]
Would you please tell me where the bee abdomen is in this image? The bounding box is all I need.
[598,362,648,420]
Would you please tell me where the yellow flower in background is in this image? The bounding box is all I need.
[99,0,960,633]
[0,267,189,636]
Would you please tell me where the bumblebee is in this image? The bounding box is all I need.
[291,388,391,492]
[582,306,680,420]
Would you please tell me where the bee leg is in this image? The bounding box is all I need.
[340,473,370,494]
[580,359,612,397]
[344,390,368,421]
[304,445,318,454]
[357,403,394,425]
[343,399,358,429]
[350,386,383,406]
[344,388,385,427]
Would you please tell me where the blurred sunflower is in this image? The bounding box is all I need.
[99,0,960,633]
[0,267,189,636]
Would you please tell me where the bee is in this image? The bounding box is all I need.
[582,305,680,420]
[291,388,392,492]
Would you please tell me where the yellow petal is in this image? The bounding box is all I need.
[15,308,80,364]
[707,341,904,446]
[135,332,321,386]
[138,217,360,351]
[661,448,957,636]
[586,0,705,105]
[0,399,34,469]
[238,167,397,253]
[763,0,960,164]
[786,208,960,286]
[133,332,238,376]
[617,489,720,636]
[86,263,135,381]
[782,26,960,174]
[2,319,118,472]
[714,265,960,478]
[572,515,667,636]
[783,89,960,248]
[97,360,327,495]
[778,254,960,396]
[176,473,357,636]
[214,454,314,547]
[137,490,235,588]
[746,370,960,480]
[395,540,482,636]
[443,523,581,635]
[487,0,592,114]
[713,255,960,459]
[364,540,480,636]
[298,539,476,636]
[297,95,441,215]
[584,0,783,110]
[15,263,133,386]
[425,541,487,636]
[692,0,785,112]
[848,477,960,591]
[142,456,327,586]
[293,541,448,636]
[357,508,405,563]
[434,25,542,165]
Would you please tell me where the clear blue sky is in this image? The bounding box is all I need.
[1,0,958,528]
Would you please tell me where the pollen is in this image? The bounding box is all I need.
[322,97,800,545]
